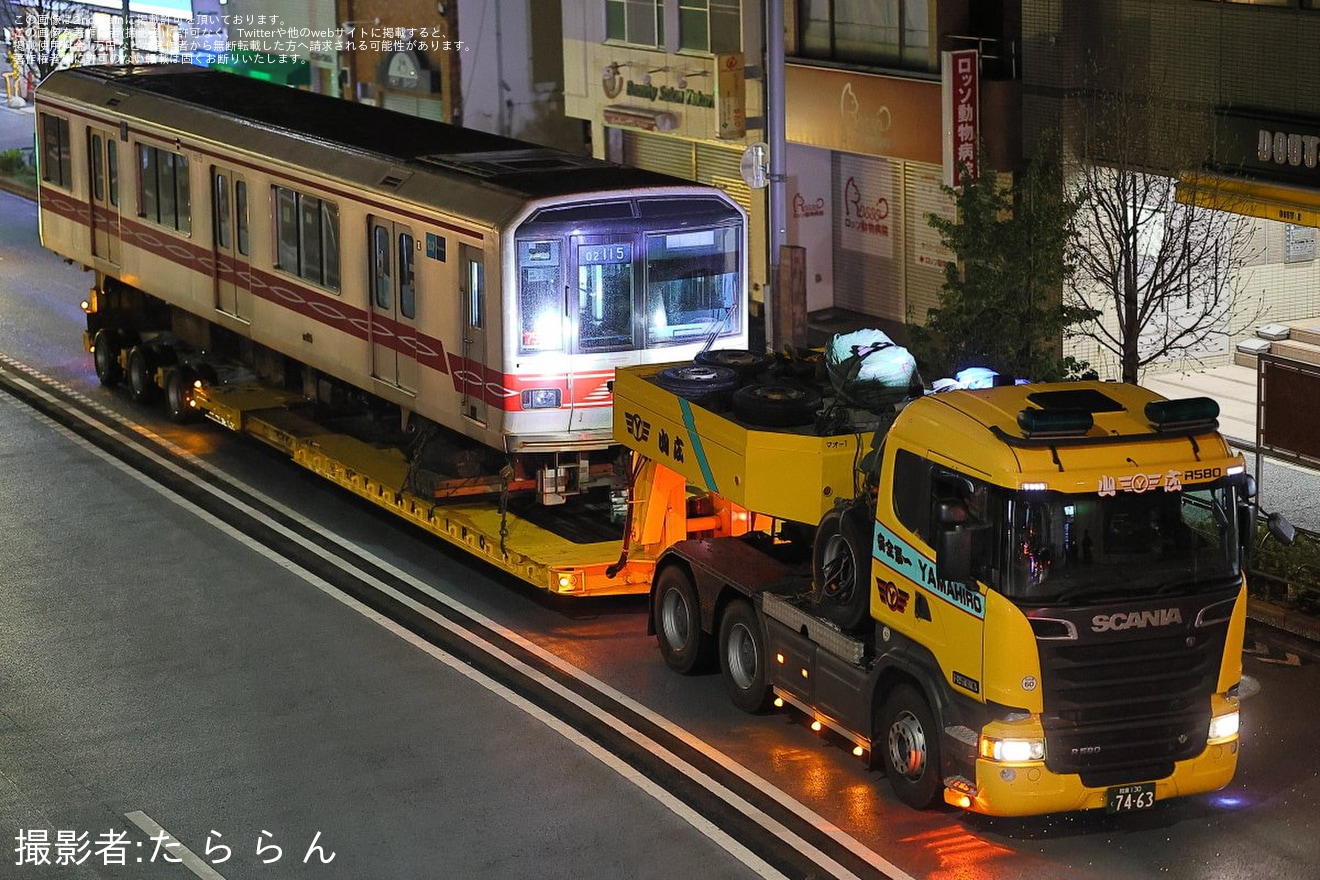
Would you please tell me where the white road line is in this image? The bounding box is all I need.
[123,811,228,880]
[2,357,916,880]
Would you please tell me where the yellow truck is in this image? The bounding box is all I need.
[613,360,1285,816]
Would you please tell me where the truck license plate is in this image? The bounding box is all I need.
[1106,782,1156,813]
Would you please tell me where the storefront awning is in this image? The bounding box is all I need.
[1177,172,1320,227]
[211,51,310,88]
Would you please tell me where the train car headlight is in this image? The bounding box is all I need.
[1208,710,1240,742]
[979,735,1045,763]
[521,388,561,410]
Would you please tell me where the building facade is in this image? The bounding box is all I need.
[1024,0,1320,376]
[562,0,1022,338]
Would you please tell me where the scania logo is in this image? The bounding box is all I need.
[1091,608,1184,633]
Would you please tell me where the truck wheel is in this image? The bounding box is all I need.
[165,368,195,423]
[811,506,874,632]
[653,565,710,674]
[92,329,122,387]
[127,346,158,403]
[879,684,943,810]
[719,599,770,713]
[732,383,822,428]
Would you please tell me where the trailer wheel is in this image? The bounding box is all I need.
[731,383,822,428]
[92,329,122,387]
[653,565,710,674]
[719,599,770,713]
[654,364,739,400]
[811,506,874,632]
[127,346,158,403]
[878,684,943,810]
[164,368,195,423]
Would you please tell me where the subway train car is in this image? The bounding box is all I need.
[35,64,747,498]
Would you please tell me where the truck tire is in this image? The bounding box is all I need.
[719,599,770,713]
[127,346,158,403]
[878,684,943,810]
[811,506,874,632]
[653,565,710,674]
[164,368,195,423]
[92,329,122,387]
[732,383,822,428]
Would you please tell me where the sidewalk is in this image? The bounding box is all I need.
[0,98,36,200]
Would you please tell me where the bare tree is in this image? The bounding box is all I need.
[1063,63,1261,384]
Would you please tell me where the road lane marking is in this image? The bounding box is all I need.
[123,811,228,880]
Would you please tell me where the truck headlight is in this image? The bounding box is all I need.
[1208,710,1240,742]
[979,735,1045,763]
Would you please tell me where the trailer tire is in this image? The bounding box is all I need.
[878,684,943,810]
[164,368,195,423]
[92,329,122,387]
[653,565,710,674]
[127,346,158,403]
[732,383,822,428]
[719,599,770,713]
[811,505,874,632]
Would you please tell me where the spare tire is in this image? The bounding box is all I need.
[654,364,739,400]
[695,348,773,378]
[732,383,822,428]
[811,504,875,632]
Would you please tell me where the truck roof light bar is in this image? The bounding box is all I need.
[1015,407,1093,439]
[1145,397,1220,432]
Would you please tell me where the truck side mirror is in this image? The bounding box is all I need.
[1267,511,1296,547]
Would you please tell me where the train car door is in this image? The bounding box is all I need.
[211,168,251,320]
[87,129,120,265]
[369,217,419,392]
[459,244,487,425]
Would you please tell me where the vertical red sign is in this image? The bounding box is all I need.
[942,49,980,188]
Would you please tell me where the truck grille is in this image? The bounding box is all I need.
[1035,622,1227,787]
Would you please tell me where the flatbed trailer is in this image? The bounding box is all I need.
[189,380,649,596]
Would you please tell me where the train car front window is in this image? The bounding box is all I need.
[644,226,740,347]
[577,242,634,353]
[519,240,563,352]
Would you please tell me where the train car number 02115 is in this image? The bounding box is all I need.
[1106,782,1156,813]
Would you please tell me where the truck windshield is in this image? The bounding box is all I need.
[999,484,1242,603]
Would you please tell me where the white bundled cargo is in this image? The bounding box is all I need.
[826,329,919,410]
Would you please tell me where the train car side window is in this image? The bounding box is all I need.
[275,185,340,291]
[38,112,71,188]
[399,233,416,320]
[468,259,485,330]
[137,144,191,233]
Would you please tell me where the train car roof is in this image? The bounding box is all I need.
[41,64,707,204]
